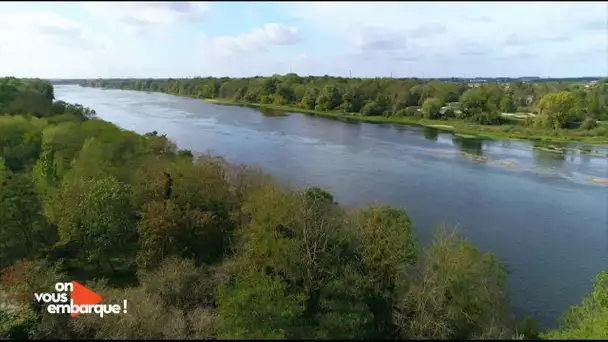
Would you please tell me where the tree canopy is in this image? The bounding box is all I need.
[0,78,607,340]
[81,75,608,125]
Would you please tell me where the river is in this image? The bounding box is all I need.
[55,85,608,328]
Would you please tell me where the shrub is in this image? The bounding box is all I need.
[581,117,598,130]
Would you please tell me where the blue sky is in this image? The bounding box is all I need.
[0,1,606,78]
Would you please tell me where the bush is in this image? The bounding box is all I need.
[0,307,39,340]
[541,271,608,339]
[443,107,455,118]
[259,95,273,104]
[393,109,408,117]
[69,287,191,339]
[581,117,598,130]
[361,101,384,116]
[469,111,502,125]
[516,107,531,113]
[138,257,216,310]
[405,106,421,117]
[422,97,442,120]
[394,226,512,340]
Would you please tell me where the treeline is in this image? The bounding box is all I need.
[1,77,96,123]
[81,75,608,130]
[1,77,54,117]
[434,77,603,83]
[49,79,88,86]
[1,79,607,339]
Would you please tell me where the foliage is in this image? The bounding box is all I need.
[0,78,606,340]
[81,75,608,129]
[69,285,193,339]
[0,77,53,117]
[0,306,38,340]
[217,271,305,339]
[137,257,216,310]
[581,117,598,130]
[535,91,580,129]
[422,97,442,120]
[541,271,608,339]
[54,176,137,268]
[355,205,418,338]
[0,163,54,268]
[393,227,512,340]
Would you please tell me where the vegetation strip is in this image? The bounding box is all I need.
[79,75,608,145]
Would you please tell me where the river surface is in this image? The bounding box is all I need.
[55,85,608,328]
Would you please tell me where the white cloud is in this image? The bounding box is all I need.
[0,9,130,78]
[205,23,300,57]
[0,2,605,78]
[81,1,210,33]
[263,23,300,45]
[0,11,89,58]
[287,1,607,76]
[0,11,85,50]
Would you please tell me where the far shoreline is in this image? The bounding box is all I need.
[75,84,608,147]
[203,99,608,147]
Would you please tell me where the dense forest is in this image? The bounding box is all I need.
[1,77,607,340]
[81,75,608,141]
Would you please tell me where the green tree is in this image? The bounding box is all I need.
[0,160,54,268]
[535,91,580,130]
[217,271,305,339]
[361,101,384,116]
[233,183,371,339]
[315,85,342,111]
[136,200,181,270]
[500,94,516,113]
[0,259,69,339]
[422,97,442,120]
[0,116,45,172]
[459,87,488,119]
[541,271,608,339]
[394,227,512,339]
[356,205,418,338]
[300,87,319,110]
[581,117,598,130]
[138,257,216,311]
[69,283,194,339]
[57,176,137,269]
[0,306,39,340]
[166,160,236,264]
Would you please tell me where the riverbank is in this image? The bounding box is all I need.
[77,85,608,145]
[204,98,608,146]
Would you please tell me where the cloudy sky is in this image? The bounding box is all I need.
[0,1,606,78]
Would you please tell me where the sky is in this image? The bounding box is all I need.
[0,1,606,79]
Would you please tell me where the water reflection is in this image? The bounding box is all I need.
[257,107,286,117]
[580,153,591,165]
[422,127,439,141]
[532,148,566,170]
[452,135,485,156]
[336,116,361,124]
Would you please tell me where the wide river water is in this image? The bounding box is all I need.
[55,85,608,328]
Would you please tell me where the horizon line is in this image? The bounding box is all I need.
[43,75,607,81]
